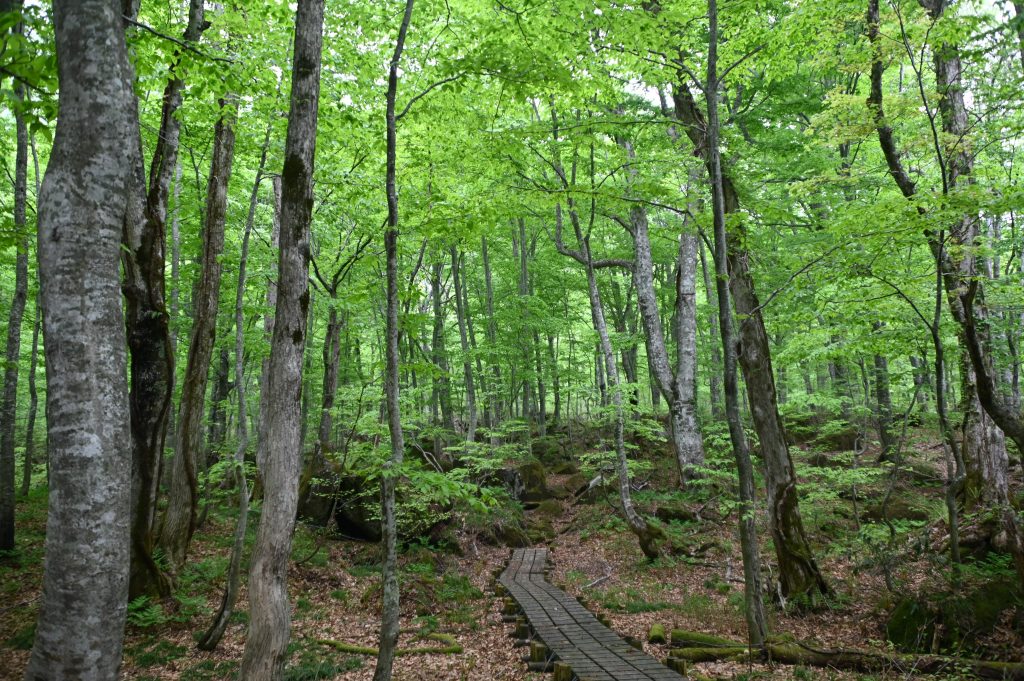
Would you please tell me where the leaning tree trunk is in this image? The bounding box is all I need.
[239,1,323,677]
[671,76,829,604]
[554,198,662,560]
[123,0,205,599]
[26,1,133,676]
[0,79,29,552]
[158,98,236,579]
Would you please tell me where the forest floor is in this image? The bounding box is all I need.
[2,424,1022,680]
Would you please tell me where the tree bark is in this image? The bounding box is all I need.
[26,1,133,676]
[123,0,205,598]
[482,235,502,435]
[374,2,413,679]
[197,121,270,651]
[451,248,477,442]
[158,98,235,578]
[0,78,29,552]
[698,239,724,419]
[239,0,323,676]
[671,78,829,602]
[19,294,39,497]
[705,0,768,642]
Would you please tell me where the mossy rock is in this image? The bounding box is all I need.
[811,427,858,451]
[518,458,554,502]
[479,520,531,548]
[654,503,697,524]
[534,499,563,519]
[552,460,579,475]
[887,580,1022,653]
[531,436,567,466]
[526,516,555,543]
[863,494,933,523]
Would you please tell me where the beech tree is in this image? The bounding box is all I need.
[25,0,133,677]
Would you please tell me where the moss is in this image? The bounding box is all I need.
[318,632,463,656]
[670,629,738,648]
[648,623,667,644]
[535,499,563,518]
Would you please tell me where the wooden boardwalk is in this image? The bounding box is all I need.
[498,548,686,681]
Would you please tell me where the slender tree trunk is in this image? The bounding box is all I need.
[451,248,477,442]
[549,335,560,426]
[872,326,894,462]
[158,97,236,578]
[1013,2,1024,74]
[466,272,490,431]
[482,235,502,435]
[259,176,282,438]
[706,0,768,643]
[123,0,205,598]
[430,261,454,436]
[197,149,264,653]
[375,2,413,679]
[698,239,723,419]
[0,80,29,552]
[20,294,40,497]
[197,122,270,650]
[316,305,342,462]
[239,1,323,676]
[26,1,133,675]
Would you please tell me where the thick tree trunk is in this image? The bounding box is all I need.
[158,99,236,579]
[451,248,477,442]
[26,1,133,676]
[674,232,704,472]
[0,82,28,552]
[239,1,323,676]
[123,0,205,599]
[259,176,282,438]
[374,2,413,679]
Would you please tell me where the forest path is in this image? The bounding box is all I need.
[498,547,686,681]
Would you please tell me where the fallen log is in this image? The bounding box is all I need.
[665,630,1024,680]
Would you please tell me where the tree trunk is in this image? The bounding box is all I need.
[239,0,323,676]
[123,0,205,599]
[374,2,413,679]
[316,305,342,463]
[705,1,768,642]
[451,248,477,443]
[0,80,28,552]
[697,240,723,419]
[872,328,894,462]
[197,127,267,650]
[158,98,236,579]
[482,235,502,434]
[430,261,454,437]
[26,1,133,675]
[20,294,40,497]
[672,79,829,603]
[674,232,705,473]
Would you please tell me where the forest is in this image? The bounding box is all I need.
[1,0,1023,679]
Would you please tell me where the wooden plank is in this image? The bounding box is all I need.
[499,548,686,680]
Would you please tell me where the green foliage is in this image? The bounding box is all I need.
[126,596,169,629]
